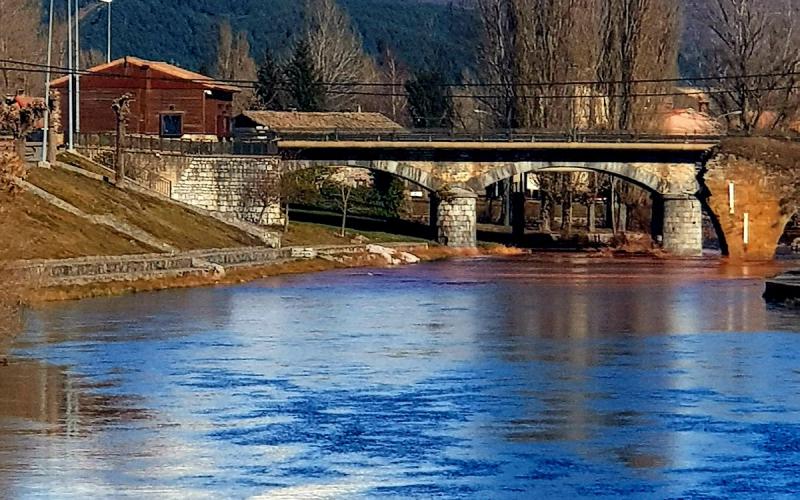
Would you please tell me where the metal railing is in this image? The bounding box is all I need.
[77,133,277,156]
[273,128,725,144]
[75,129,800,156]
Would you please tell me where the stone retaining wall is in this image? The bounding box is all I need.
[13,244,426,287]
[171,156,283,226]
[78,147,285,227]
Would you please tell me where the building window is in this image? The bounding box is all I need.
[160,113,183,137]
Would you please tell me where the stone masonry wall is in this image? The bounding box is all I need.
[437,188,477,247]
[172,156,284,226]
[662,196,703,257]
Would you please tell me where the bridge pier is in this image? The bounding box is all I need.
[437,188,477,248]
[661,195,703,257]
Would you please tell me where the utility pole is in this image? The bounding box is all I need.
[41,0,55,165]
[74,0,81,139]
[67,0,74,150]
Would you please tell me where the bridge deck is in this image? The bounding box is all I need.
[276,140,717,152]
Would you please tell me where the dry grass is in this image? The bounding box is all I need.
[27,166,264,251]
[58,151,111,176]
[0,190,156,260]
[1,154,26,359]
[720,137,800,172]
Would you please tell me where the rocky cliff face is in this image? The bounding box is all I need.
[703,138,800,261]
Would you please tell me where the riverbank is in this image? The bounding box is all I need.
[21,243,520,303]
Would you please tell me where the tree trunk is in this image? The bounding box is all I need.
[14,139,26,163]
[114,120,125,185]
[284,202,290,232]
[340,189,350,237]
[47,135,57,164]
[619,203,628,233]
[588,202,596,233]
[501,179,511,226]
[610,180,618,234]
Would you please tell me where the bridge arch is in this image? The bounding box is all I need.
[468,161,697,195]
[282,159,437,192]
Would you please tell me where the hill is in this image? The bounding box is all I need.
[74,0,478,77]
[67,0,710,84]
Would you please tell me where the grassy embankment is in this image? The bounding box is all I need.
[0,153,460,306]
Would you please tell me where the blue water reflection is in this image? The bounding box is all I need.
[1,256,800,498]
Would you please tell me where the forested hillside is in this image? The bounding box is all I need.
[74,0,477,76]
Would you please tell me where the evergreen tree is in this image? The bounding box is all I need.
[285,38,325,111]
[404,70,454,129]
[253,47,285,110]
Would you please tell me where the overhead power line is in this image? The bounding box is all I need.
[1,59,798,100]
[3,57,800,90]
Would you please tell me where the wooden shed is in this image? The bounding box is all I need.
[51,56,240,139]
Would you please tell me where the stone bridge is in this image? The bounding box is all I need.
[278,139,711,254]
[79,136,797,260]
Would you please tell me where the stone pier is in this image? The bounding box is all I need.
[436,188,477,247]
[661,195,703,257]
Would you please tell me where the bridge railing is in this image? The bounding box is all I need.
[270,128,725,144]
[77,133,278,156]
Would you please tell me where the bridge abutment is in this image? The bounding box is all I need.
[437,188,477,248]
[661,195,703,257]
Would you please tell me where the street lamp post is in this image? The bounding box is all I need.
[100,0,112,63]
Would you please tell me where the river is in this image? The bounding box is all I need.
[1,255,800,499]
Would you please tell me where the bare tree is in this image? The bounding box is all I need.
[0,0,46,95]
[597,0,680,131]
[305,0,372,110]
[0,95,46,160]
[701,0,800,134]
[476,0,679,132]
[215,21,257,113]
[324,168,362,237]
[375,47,409,122]
[476,0,519,128]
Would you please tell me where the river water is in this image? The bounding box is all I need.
[1,255,800,499]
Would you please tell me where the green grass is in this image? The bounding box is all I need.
[280,221,429,247]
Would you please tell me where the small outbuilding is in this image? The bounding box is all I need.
[51,56,240,139]
[232,110,404,138]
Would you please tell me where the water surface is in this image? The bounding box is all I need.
[2,255,800,498]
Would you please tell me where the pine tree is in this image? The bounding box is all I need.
[285,38,325,112]
[405,71,454,129]
[253,48,284,110]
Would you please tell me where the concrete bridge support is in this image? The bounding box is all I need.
[437,188,477,247]
[661,195,703,257]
